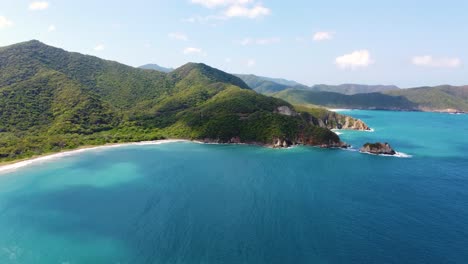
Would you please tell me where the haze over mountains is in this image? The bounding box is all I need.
[139,64,174,73]
[235,73,468,113]
[139,66,401,95]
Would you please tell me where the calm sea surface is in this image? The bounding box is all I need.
[0,110,467,263]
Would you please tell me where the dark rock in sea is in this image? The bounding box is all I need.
[360,142,396,155]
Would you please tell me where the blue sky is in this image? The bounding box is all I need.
[0,0,467,87]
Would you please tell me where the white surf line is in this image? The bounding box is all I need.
[359,151,413,158]
[0,139,190,174]
[327,108,353,112]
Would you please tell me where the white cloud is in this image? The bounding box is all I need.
[187,0,270,21]
[224,4,270,18]
[412,55,461,68]
[48,24,56,32]
[29,1,49,11]
[191,0,253,8]
[94,44,105,51]
[183,47,205,55]
[247,59,256,67]
[241,37,280,46]
[0,16,13,29]
[169,32,188,41]
[313,31,333,41]
[335,50,374,69]
[182,15,227,24]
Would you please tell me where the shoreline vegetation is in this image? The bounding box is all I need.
[0,138,350,174]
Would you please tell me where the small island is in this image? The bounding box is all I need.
[360,142,396,155]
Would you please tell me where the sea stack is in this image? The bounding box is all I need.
[360,142,396,155]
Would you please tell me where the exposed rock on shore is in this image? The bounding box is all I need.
[302,109,371,131]
[360,142,396,155]
[202,136,348,149]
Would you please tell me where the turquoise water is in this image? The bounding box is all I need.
[0,110,467,263]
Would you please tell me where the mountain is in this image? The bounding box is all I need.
[273,86,468,112]
[0,40,344,162]
[311,84,399,95]
[235,74,307,94]
[235,74,302,87]
[236,74,399,95]
[383,85,468,112]
[139,64,174,73]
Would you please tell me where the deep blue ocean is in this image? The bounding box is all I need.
[0,110,467,263]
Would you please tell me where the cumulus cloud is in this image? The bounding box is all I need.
[191,0,253,8]
[224,4,270,18]
[313,31,333,41]
[29,1,49,10]
[0,16,13,29]
[412,55,461,68]
[241,37,280,46]
[183,47,205,55]
[247,59,256,67]
[48,24,56,32]
[188,0,270,20]
[168,32,188,41]
[94,44,105,51]
[335,50,374,69]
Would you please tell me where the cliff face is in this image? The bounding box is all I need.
[305,111,371,131]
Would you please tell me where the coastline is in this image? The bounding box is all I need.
[0,138,349,174]
[0,139,192,174]
[327,107,466,114]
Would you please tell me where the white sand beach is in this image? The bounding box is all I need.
[0,139,191,174]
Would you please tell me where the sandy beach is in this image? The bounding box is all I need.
[0,139,191,174]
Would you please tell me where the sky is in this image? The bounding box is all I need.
[0,0,467,88]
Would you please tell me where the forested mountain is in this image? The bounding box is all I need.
[312,84,399,95]
[273,86,468,112]
[0,40,343,162]
[235,74,399,95]
[139,64,174,73]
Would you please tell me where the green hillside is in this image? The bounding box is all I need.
[312,84,399,95]
[235,74,399,95]
[234,74,299,94]
[0,40,342,162]
[384,86,468,111]
[274,89,417,110]
[274,86,468,112]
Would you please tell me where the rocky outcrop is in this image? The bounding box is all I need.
[340,116,370,130]
[360,142,396,155]
[273,138,293,148]
[304,110,371,131]
[275,106,297,116]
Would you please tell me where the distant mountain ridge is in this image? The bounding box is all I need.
[139,64,174,73]
[312,84,399,95]
[274,86,468,113]
[235,73,468,113]
[235,74,399,95]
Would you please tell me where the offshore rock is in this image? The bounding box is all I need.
[360,142,396,155]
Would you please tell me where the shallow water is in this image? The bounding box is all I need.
[0,111,467,263]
